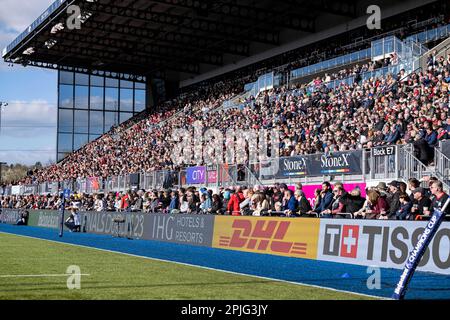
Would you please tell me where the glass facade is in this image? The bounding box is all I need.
[57,71,147,162]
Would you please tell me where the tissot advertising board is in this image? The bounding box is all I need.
[317,219,450,274]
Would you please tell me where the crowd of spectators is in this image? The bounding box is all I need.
[7,1,450,187]
[271,51,450,161]
[13,49,449,186]
[1,194,62,211]
[2,177,449,220]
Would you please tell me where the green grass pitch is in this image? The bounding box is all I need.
[0,233,374,300]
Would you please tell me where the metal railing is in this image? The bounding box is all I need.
[365,147,399,180]
[290,48,371,80]
[319,212,354,219]
[5,142,450,196]
[288,24,450,83]
[434,147,450,190]
[243,163,265,187]
[398,144,431,182]
[104,175,130,193]
[405,24,450,46]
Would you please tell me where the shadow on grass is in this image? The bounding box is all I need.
[0,279,283,293]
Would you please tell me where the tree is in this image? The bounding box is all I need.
[2,164,34,184]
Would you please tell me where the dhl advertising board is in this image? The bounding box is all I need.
[212,216,320,259]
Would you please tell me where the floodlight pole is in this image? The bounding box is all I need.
[0,102,8,135]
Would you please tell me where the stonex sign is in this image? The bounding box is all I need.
[317,220,450,274]
[212,216,320,259]
[276,156,308,178]
[308,150,363,176]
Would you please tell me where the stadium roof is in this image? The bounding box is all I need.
[2,0,432,83]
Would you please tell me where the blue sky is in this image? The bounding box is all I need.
[0,0,57,166]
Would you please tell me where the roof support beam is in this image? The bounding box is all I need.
[147,0,315,32]
[84,2,280,45]
[286,0,357,18]
[43,42,200,74]
[55,18,250,57]
[51,31,224,66]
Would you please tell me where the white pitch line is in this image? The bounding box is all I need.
[0,230,387,300]
[0,274,90,278]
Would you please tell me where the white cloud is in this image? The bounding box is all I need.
[2,100,57,127]
[0,28,15,47]
[0,29,16,70]
[0,0,55,33]
[0,100,57,165]
[0,1,58,165]
[0,150,55,166]
[0,0,54,70]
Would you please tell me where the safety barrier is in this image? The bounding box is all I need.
[8,138,450,196]
[288,24,450,83]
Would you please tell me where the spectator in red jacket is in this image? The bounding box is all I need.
[121,192,130,211]
[227,186,245,215]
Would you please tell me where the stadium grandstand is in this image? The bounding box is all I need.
[2,0,450,198]
[1,0,450,301]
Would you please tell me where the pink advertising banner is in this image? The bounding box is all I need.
[288,183,367,208]
[207,171,218,183]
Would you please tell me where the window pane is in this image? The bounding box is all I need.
[60,71,74,85]
[58,133,73,153]
[120,80,133,89]
[75,73,89,86]
[105,87,119,111]
[89,134,101,143]
[58,153,69,162]
[91,75,104,87]
[134,89,146,112]
[58,109,73,133]
[105,77,119,88]
[59,85,73,109]
[384,39,394,54]
[74,110,89,133]
[74,134,89,151]
[120,88,133,112]
[90,86,104,110]
[104,112,118,132]
[135,82,146,90]
[89,111,103,135]
[120,112,133,123]
[75,85,89,109]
